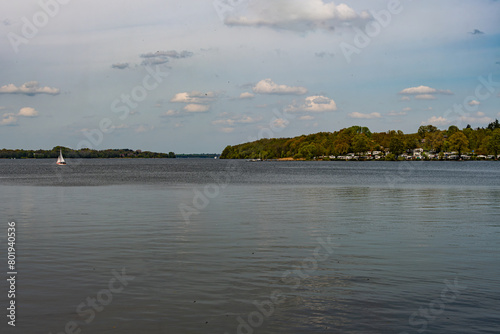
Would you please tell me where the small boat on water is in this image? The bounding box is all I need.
[56,149,66,165]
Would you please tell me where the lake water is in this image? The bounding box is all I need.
[1,159,499,333]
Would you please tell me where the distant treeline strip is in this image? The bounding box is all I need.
[0,147,176,159]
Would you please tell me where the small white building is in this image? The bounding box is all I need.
[413,148,424,156]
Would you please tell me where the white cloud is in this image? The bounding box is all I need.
[348,112,381,119]
[18,107,38,117]
[468,100,481,106]
[460,112,492,124]
[239,92,255,99]
[237,115,261,123]
[160,110,181,117]
[224,0,370,31]
[184,104,210,113]
[271,118,289,128]
[0,114,17,126]
[171,91,216,103]
[415,94,437,100]
[422,116,449,126]
[398,86,453,96]
[0,107,39,125]
[387,111,407,116]
[0,81,60,96]
[402,107,412,112]
[400,96,411,101]
[171,92,191,102]
[170,91,215,114]
[286,95,337,112]
[400,86,437,95]
[299,115,315,120]
[253,78,307,95]
[139,50,193,66]
[141,50,193,59]
[111,63,129,70]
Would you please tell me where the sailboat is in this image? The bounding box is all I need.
[56,149,66,165]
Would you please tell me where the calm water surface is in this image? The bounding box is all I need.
[1,159,499,333]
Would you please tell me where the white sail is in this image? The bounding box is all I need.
[57,149,66,164]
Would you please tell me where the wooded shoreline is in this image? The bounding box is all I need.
[221,122,500,161]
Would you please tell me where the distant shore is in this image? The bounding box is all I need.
[0,147,176,159]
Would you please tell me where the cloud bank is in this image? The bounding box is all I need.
[0,81,60,96]
[348,112,382,119]
[253,78,307,95]
[1,107,39,126]
[224,0,370,31]
[139,50,193,66]
[286,95,337,112]
[111,63,130,70]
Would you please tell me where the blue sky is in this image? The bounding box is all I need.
[1,0,499,153]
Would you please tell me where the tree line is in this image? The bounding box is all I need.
[220,120,500,160]
[0,147,176,159]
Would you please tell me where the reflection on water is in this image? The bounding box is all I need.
[0,159,499,333]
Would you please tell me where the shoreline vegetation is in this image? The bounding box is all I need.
[0,147,176,159]
[221,122,500,161]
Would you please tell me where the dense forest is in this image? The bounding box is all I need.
[0,147,176,159]
[220,120,500,160]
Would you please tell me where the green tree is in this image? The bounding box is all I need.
[352,133,369,155]
[417,125,427,139]
[448,131,469,159]
[346,125,372,137]
[389,136,405,158]
[297,143,317,160]
[418,125,438,139]
[447,125,459,137]
[488,128,500,159]
[487,119,500,131]
[333,132,351,155]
